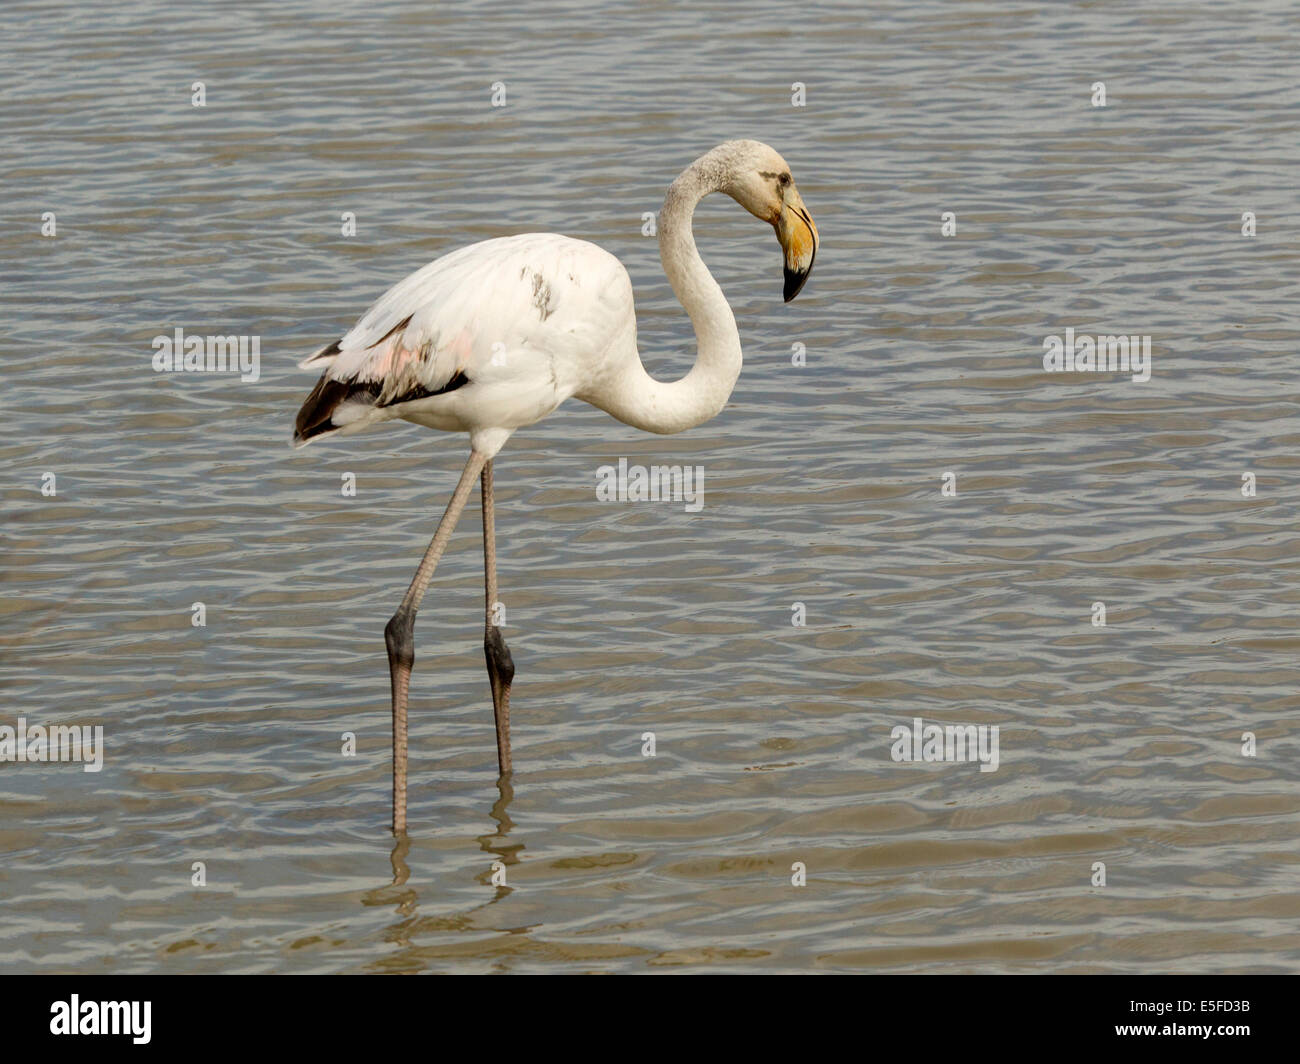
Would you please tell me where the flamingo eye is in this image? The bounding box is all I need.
[778,172,791,188]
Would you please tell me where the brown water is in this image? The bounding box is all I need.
[2,0,1299,973]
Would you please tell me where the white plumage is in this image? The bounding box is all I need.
[295,233,633,456]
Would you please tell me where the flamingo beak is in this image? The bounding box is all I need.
[776,190,818,302]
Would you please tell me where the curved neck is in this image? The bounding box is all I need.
[594,158,743,434]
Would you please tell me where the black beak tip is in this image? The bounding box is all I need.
[784,267,809,303]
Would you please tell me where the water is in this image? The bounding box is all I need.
[3,0,1299,973]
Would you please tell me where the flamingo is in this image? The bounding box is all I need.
[292,140,818,832]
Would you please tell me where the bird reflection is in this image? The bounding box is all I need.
[476,773,523,900]
[362,773,529,971]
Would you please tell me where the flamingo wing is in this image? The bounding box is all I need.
[293,233,627,447]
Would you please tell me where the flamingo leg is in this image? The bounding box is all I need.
[481,459,515,774]
[385,450,488,834]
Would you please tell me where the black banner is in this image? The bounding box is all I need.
[1,975,1289,1051]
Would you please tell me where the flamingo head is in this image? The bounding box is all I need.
[721,141,819,302]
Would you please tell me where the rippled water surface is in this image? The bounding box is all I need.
[3,0,1299,973]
